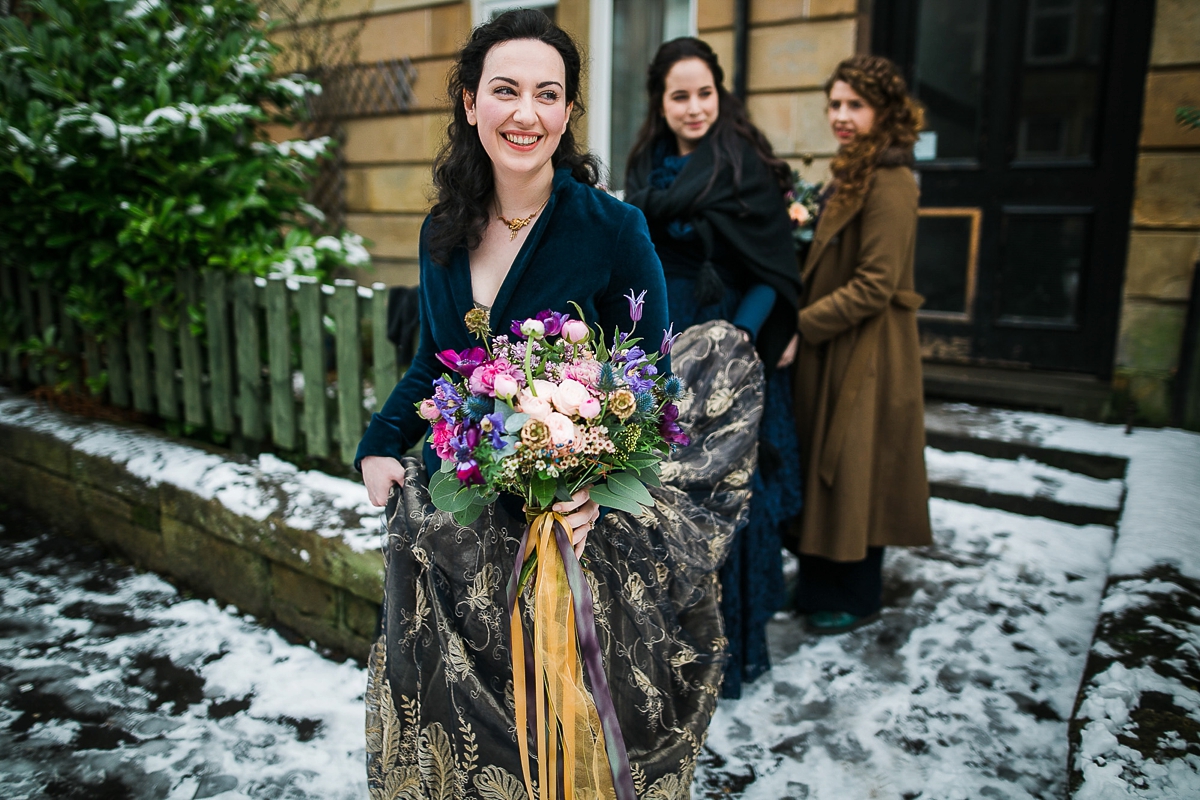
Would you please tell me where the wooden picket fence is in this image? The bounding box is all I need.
[0,264,400,466]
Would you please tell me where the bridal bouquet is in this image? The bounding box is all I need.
[415,291,687,800]
[418,290,688,526]
[787,166,824,251]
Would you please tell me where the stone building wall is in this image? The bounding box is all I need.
[697,0,861,187]
[1117,0,1200,424]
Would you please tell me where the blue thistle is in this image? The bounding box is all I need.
[663,375,684,401]
[465,395,494,422]
[597,362,619,393]
[635,391,655,414]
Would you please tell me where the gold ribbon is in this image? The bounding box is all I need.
[510,511,616,800]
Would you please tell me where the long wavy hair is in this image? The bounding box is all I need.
[625,37,791,198]
[824,55,924,213]
[427,9,600,265]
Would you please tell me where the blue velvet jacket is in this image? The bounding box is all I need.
[356,168,671,476]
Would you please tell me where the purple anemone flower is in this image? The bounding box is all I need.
[534,309,569,337]
[435,347,488,378]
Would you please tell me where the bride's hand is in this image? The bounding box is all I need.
[553,488,600,559]
[362,455,407,507]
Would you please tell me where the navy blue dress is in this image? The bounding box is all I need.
[645,149,804,698]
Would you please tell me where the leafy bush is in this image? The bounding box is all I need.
[0,0,367,337]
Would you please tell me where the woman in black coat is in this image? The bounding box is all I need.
[625,37,804,699]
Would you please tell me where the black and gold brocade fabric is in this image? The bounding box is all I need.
[365,321,763,799]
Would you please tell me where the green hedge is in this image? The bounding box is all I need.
[0,0,367,341]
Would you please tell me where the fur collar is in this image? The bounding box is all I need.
[876,145,914,168]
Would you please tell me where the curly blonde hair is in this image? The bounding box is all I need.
[825,55,924,213]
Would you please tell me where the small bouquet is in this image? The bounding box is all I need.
[418,290,688,526]
[414,291,689,800]
[786,165,824,252]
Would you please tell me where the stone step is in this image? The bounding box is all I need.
[925,447,1125,527]
[925,401,1129,481]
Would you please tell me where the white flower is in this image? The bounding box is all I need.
[314,236,342,252]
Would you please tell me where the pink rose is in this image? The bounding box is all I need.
[561,319,590,344]
[545,412,575,446]
[517,380,557,421]
[431,421,456,460]
[564,359,601,388]
[552,379,591,416]
[468,357,519,397]
[493,373,519,400]
[788,201,810,226]
[578,396,601,419]
[418,399,440,420]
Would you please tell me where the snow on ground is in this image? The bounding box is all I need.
[925,448,1125,511]
[1070,565,1200,798]
[0,390,380,553]
[695,498,1115,800]
[0,511,368,800]
[929,404,1200,579]
[3,396,1199,799]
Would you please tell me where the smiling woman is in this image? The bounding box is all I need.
[355,10,755,800]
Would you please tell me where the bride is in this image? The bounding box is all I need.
[357,11,764,798]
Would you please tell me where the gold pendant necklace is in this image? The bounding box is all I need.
[497,195,550,242]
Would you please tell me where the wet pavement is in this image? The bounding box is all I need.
[0,504,367,800]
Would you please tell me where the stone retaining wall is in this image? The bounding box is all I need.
[0,392,383,660]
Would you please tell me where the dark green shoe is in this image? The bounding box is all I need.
[806,610,880,635]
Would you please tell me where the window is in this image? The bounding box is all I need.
[591,0,694,189]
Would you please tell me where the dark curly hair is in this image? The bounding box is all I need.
[625,37,791,197]
[824,55,925,213]
[427,9,600,265]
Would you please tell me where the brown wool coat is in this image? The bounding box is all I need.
[790,161,933,561]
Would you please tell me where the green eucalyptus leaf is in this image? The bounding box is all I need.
[587,485,646,515]
[454,502,487,526]
[532,473,556,511]
[606,472,655,507]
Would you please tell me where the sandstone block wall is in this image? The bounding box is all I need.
[698,0,860,186]
[1117,0,1200,424]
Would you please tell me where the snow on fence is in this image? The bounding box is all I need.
[0,264,399,465]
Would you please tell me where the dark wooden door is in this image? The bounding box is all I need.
[873,0,1153,375]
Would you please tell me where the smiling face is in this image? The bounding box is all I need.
[464,38,572,185]
[827,80,877,146]
[661,57,719,156]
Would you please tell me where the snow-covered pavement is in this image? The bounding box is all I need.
[2,405,1198,799]
[0,507,368,800]
[696,499,1114,799]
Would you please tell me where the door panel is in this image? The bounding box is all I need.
[874,0,1153,376]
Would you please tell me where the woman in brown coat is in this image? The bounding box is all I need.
[789,55,932,634]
